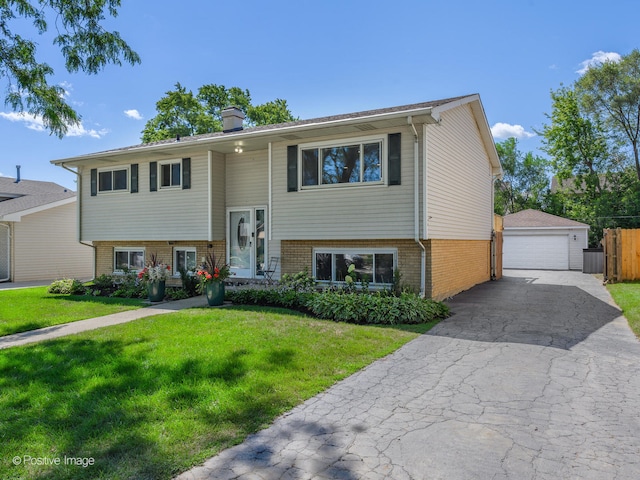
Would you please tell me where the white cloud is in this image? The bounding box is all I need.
[124,109,143,120]
[491,122,536,140]
[577,51,622,75]
[0,111,46,132]
[0,111,108,138]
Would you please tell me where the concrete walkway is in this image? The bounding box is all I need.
[175,270,640,480]
[0,295,208,350]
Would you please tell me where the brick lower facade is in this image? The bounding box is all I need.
[93,240,225,286]
[94,237,491,299]
[426,239,491,300]
[282,238,491,300]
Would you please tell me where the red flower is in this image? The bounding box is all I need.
[214,273,219,279]
[214,267,220,274]
[205,273,212,280]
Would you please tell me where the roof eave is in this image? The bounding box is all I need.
[51,104,444,167]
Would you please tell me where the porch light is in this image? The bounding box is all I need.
[235,146,243,153]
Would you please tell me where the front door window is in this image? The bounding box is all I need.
[228,208,267,278]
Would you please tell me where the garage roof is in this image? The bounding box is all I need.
[504,209,589,228]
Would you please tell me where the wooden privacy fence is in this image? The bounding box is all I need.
[603,228,640,283]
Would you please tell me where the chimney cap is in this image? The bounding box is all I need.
[222,106,245,133]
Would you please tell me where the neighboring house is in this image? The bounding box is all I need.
[51,94,502,300]
[503,209,589,271]
[0,175,94,282]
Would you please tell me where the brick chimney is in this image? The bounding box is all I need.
[222,106,245,133]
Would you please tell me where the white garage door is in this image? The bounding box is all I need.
[503,235,569,270]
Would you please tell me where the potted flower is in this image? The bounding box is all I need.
[196,252,232,306]
[138,253,171,302]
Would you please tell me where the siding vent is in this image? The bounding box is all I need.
[355,123,376,131]
[222,107,245,133]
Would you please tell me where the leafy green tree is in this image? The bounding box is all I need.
[141,83,297,143]
[1,0,140,137]
[539,86,612,197]
[576,49,640,181]
[494,138,549,215]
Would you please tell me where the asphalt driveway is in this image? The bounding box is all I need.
[176,270,640,480]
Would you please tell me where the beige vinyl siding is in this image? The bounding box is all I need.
[426,104,493,240]
[569,228,588,270]
[225,150,268,207]
[13,202,93,281]
[80,155,210,241]
[271,126,417,240]
[210,151,226,240]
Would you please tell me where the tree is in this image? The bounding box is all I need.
[539,86,613,197]
[141,83,297,143]
[1,0,140,137]
[576,49,640,181]
[494,138,549,215]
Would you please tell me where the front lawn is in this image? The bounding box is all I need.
[0,287,146,336]
[0,306,436,480]
[607,282,640,337]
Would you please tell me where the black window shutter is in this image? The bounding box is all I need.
[287,145,298,192]
[90,168,97,196]
[150,162,157,192]
[388,133,401,185]
[182,158,191,189]
[130,164,138,193]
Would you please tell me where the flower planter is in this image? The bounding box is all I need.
[205,281,225,306]
[148,280,166,302]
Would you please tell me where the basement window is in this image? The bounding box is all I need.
[313,249,396,285]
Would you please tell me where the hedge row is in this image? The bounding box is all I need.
[226,288,449,325]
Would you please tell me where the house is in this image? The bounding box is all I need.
[51,94,502,300]
[503,209,589,270]
[0,174,94,282]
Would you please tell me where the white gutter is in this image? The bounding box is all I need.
[408,116,426,298]
[50,105,440,166]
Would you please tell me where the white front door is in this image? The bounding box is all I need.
[228,208,267,278]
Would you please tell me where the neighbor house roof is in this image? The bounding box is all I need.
[0,177,75,221]
[50,94,502,175]
[503,209,589,229]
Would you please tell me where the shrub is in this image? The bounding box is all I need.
[279,268,317,292]
[178,268,199,297]
[47,278,86,295]
[306,291,448,325]
[228,287,449,325]
[93,274,116,290]
[110,270,145,298]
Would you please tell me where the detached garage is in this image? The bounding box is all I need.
[503,209,589,271]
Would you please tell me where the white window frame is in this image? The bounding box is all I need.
[173,247,197,277]
[113,247,145,273]
[98,166,129,194]
[299,134,386,190]
[159,159,182,189]
[312,248,397,285]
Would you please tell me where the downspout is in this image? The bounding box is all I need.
[60,163,96,279]
[208,151,213,241]
[408,116,426,298]
[268,142,272,242]
[491,174,500,280]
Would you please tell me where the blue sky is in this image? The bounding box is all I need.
[0,0,637,190]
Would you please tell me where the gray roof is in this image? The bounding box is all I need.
[52,94,480,161]
[503,209,589,228]
[0,177,75,217]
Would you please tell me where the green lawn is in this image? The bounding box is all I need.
[607,282,640,337]
[0,287,146,336]
[0,306,436,480]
